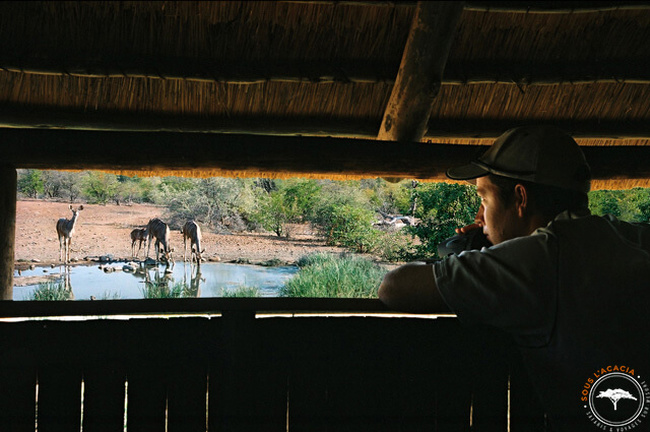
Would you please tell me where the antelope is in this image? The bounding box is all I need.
[56,205,84,263]
[181,220,204,262]
[130,227,148,258]
[146,218,174,263]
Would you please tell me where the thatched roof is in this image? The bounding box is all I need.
[1,1,649,189]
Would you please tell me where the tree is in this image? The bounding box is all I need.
[82,171,119,204]
[597,388,638,411]
[17,169,44,198]
[407,182,480,260]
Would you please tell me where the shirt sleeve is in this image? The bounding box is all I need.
[433,231,558,347]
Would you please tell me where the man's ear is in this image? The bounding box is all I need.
[514,184,528,217]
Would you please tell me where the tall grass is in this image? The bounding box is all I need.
[280,253,387,298]
[29,281,73,301]
[221,285,261,297]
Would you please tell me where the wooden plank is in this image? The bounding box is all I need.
[0,165,16,300]
[430,319,473,432]
[1,128,649,183]
[378,1,464,142]
[81,320,128,432]
[166,318,210,432]
[125,319,169,432]
[468,329,510,432]
[209,311,288,431]
[0,296,422,319]
[508,351,548,432]
[286,317,332,432]
[36,322,83,432]
[0,322,38,432]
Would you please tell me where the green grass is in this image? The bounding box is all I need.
[280,253,388,298]
[222,285,261,297]
[29,281,73,301]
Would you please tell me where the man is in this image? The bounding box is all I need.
[379,125,650,431]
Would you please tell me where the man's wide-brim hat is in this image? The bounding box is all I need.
[446,125,592,194]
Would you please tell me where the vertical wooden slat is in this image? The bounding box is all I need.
[287,317,332,432]
[166,318,210,432]
[509,351,548,432]
[37,322,83,432]
[209,312,288,431]
[0,165,16,300]
[321,318,417,432]
[0,322,38,432]
[467,329,510,432]
[430,319,473,432]
[126,319,169,432]
[82,320,128,432]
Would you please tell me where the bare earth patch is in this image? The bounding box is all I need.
[14,199,348,273]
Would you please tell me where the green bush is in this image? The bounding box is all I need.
[407,182,480,260]
[281,253,387,298]
[17,169,44,198]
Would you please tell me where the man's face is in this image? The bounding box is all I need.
[475,176,527,245]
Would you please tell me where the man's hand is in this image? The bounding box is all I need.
[455,222,482,235]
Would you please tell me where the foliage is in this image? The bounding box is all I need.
[29,281,73,301]
[250,179,322,237]
[221,285,261,297]
[162,177,259,231]
[372,230,416,262]
[589,188,650,223]
[320,204,379,253]
[17,169,44,198]
[82,171,119,204]
[280,253,387,298]
[406,182,481,260]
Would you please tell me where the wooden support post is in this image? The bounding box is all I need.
[378,1,464,143]
[0,165,16,300]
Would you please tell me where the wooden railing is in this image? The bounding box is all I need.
[0,298,547,432]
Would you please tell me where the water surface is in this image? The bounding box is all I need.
[14,262,298,301]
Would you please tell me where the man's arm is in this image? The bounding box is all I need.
[378,262,452,314]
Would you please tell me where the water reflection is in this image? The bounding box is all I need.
[139,262,203,299]
[15,261,297,301]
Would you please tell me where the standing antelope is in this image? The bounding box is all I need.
[56,205,84,263]
[181,220,204,262]
[130,227,148,258]
[146,218,174,263]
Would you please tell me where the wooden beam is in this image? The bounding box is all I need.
[2,105,650,140]
[0,297,408,319]
[283,1,650,13]
[0,129,481,181]
[1,129,649,182]
[0,165,16,301]
[378,1,464,142]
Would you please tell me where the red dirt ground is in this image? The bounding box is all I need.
[14,199,348,269]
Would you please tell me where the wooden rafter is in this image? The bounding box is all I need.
[378,1,464,143]
[2,105,650,140]
[1,129,649,183]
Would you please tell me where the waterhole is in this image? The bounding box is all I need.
[13,262,298,301]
